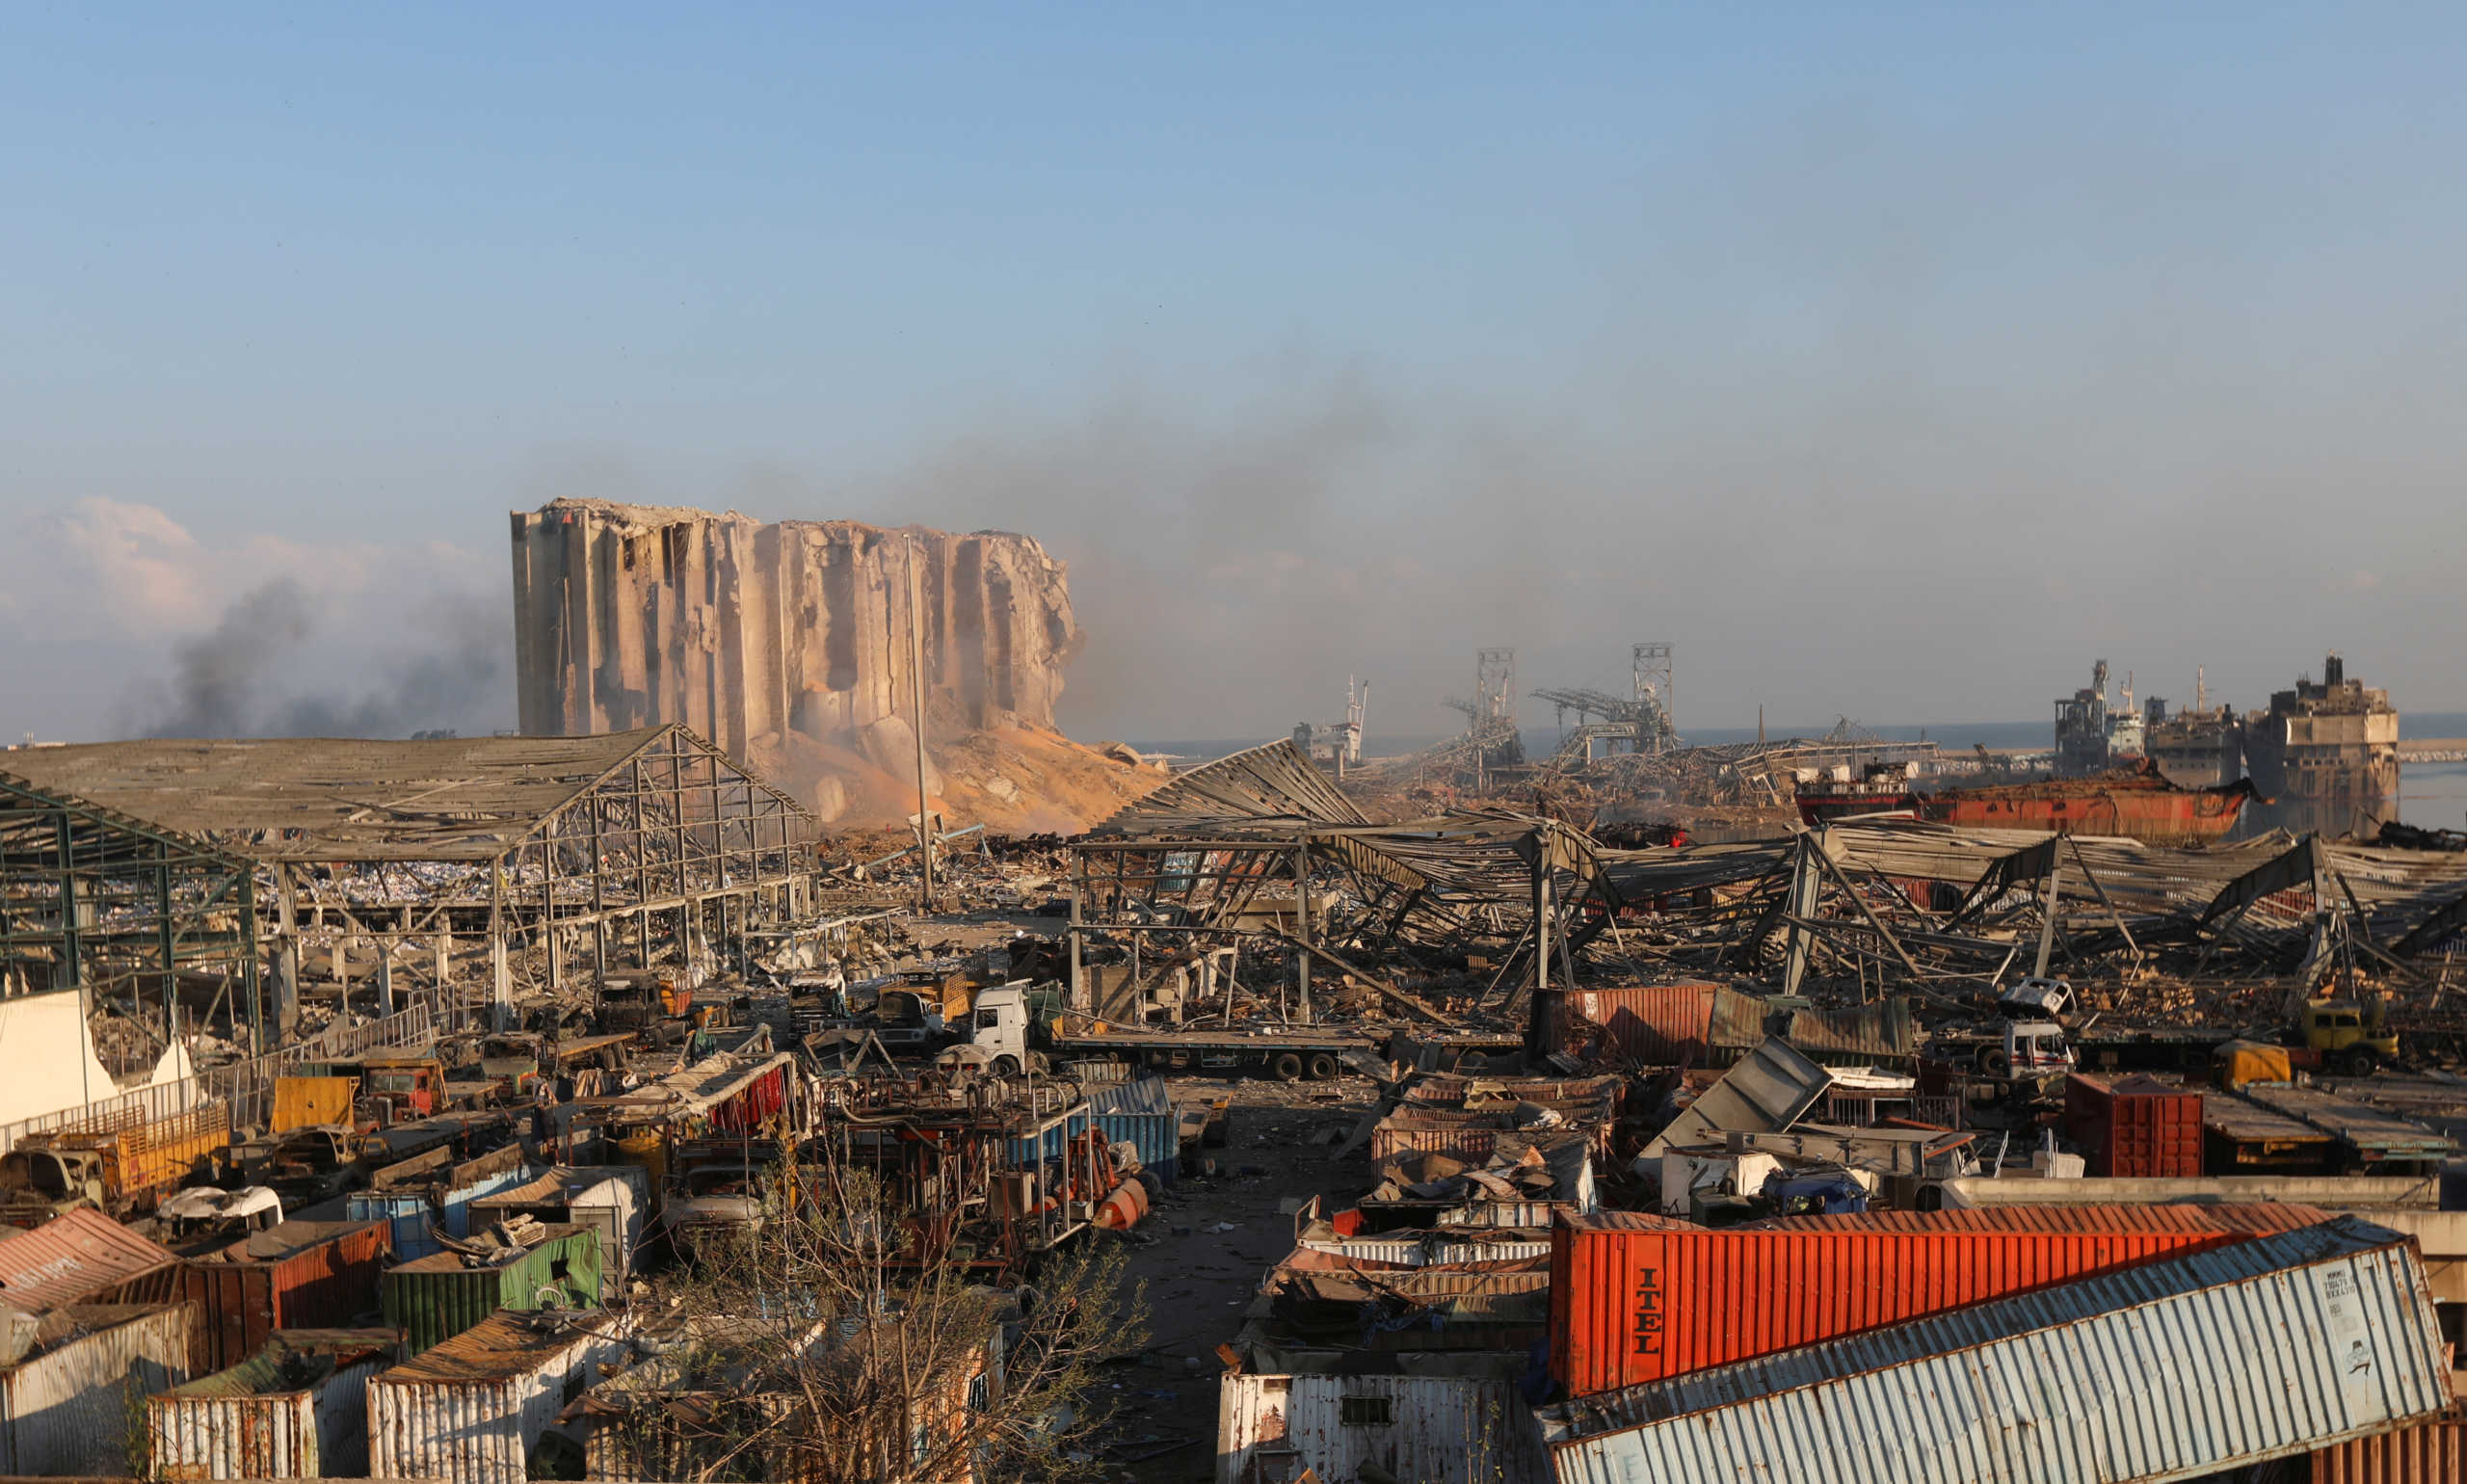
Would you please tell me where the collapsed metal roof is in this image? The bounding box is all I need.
[0,725,812,862]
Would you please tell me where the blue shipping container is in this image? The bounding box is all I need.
[347,1164,534,1259]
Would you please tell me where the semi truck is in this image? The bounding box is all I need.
[939,983,1380,1082]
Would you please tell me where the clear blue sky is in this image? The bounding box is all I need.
[5,5,2463,742]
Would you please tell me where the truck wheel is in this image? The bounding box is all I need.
[1982,1049,2011,1077]
[993,1055,1021,1077]
[2339,1047,2377,1077]
[1271,1052,1305,1082]
[1308,1053,1340,1082]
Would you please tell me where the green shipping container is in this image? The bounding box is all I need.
[379,1224,602,1353]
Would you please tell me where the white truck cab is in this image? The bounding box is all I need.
[935,982,1042,1077]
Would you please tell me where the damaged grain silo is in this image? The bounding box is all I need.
[507,498,1154,828]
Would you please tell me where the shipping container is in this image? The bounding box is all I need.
[2313,1409,2467,1481]
[1535,984,1719,1064]
[178,1218,393,1372]
[468,1165,651,1295]
[366,1309,633,1484]
[1549,1202,2331,1397]
[382,1224,603,1353]
[0,1205,181,1312]
[147,1327,400,1479]
[1540,1217,2449,1484]
[1084,1076,1180,1187]
[349,1156,536,1260]
[2066,1072,2205,1177]
[0,1302,191,1475]
[1217,1372,1550,1484]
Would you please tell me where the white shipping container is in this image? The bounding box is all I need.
[367,1310,633,1484]
[1219,1373,1549,1484]
[147,1330,398,1479]
[0,1303,190,1476]
[1540,1217,2449,1484]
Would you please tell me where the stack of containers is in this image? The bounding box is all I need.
[2064,1073,2205,1178]
[1548,1204,2328,1397]
[178,1220,394,1372]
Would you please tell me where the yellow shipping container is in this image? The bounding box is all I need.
[272,1075,358,1132]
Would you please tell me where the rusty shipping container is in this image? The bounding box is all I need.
[0,1302,192,1475]
[1550,1203,2329,1397]
[2314,1409,2467,1481]
[2066,1072,2204,1178]
[382,1223,603,1353]
[0,1205,181,1312]
[367,1309,633,1484]
[1536,984,1722,1064]
[146,1327,400,1479]
[178,1218,392,1372]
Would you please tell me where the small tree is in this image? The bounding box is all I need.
[614,1139,1145,1484]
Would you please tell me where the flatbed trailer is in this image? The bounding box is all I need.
[2234,1082,2456,1172]
[2200,1092,2335,1175]
[1047,1025,1376,1082]
[2071,1024,2241,1073]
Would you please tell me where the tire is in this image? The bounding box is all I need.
[2339,1047,2377,1077]
[1307,1052,1340,1082]
[1270,1051,1305,1082]
[1983,1049,2012,1077]
[992,1055,1021,1077]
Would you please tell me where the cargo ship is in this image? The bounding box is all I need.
[1796,758,2254,843]
[2242,653,2399,804]
[2143,668,2241,788]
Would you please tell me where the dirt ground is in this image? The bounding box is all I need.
[1089,1073,1383,1484]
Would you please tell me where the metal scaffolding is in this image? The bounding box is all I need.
[0,770,261,1048]
[0,725,817,1043]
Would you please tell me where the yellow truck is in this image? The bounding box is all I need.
[0,1101,231,1221]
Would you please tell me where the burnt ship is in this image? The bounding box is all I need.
[1797,758,2254,843]
[2242,652,2400,805]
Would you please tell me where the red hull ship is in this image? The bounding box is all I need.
[1797,759,2255,844]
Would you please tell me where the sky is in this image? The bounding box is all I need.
[4,4,2464,747]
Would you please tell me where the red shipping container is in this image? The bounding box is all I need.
[177,1218,393,1371]
[1549,1204,2326,1397]
[1540,984,1721,1064]
[2066,1073,2205,1178]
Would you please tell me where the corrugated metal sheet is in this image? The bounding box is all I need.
[2314,1410,2467,1481]
[1544,985,1717,1064]
[367,1310,633,1484]
[179,1218,393,1372]
[1641,1036,1834,1158]
[1786,995,1916,1061]
[0,1206,180,1313]
[0,1302,191,1475]
[1542,1217,2449,1484]
[1708,986,1768,1050]
[147,1331,396,1479]
[383,1225,602,1353]
[1218,1372,1549,1484]
[1551,1202,2332,1397]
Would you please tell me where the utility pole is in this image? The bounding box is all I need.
[907,536,937,910]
